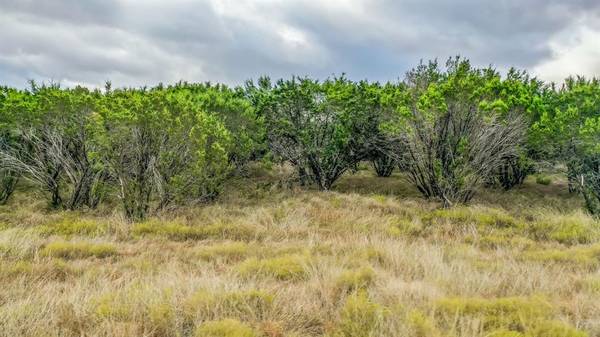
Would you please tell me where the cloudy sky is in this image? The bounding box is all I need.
[1,0,599,88]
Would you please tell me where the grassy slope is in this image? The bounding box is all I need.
[0,166,599,337]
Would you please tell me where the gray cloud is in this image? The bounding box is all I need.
[0,0,599,88]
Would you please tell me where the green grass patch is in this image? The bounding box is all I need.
[535,175,552,185]
[195,319,258,337]
[41,241,117,259]
[521,245,600,269]
[334,266,376,296]
[38,218,107,237]
[436,296,586,336]
[237,254,310,280]
[328,291,386,337]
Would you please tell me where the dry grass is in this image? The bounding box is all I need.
[0,168,599,337]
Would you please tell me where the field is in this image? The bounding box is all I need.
[1,165,599,337]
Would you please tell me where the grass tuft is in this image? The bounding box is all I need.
[334,266,376,296]
[195,319,258,337]
[41,241,117,259]
[236,254,310,280]
[328,291,386,337]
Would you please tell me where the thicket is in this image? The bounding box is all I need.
[1,57,600,219]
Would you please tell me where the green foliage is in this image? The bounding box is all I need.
[41,241,117,259]
[251,76,384,190]
[195,319,258,337]
[236,254,310,280]
[97,86,232,220]
[384,58,527,206]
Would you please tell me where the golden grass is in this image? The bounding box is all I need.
[0,169,598,337]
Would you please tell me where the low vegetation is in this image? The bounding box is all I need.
[0,170,598,337]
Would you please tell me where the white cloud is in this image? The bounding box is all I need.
[534,25,600,82]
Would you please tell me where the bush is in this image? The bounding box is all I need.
[251,76,383,190]
[384,58,526,206]
[97,86,232,220]
[41,241,117,259]
[195,319,258,337]
[237,254,310,280]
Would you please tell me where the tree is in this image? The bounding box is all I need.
[384,58,526,206]
[533,77,600,215]
[0,87,20,204]
[255,76,383,190]
[167,82,264,172]
[97,85,231,220]
[0,84,106,209]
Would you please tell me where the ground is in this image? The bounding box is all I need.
[0,165,599,337]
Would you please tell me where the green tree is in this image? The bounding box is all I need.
[97,85,231,220]
[533,77,600,215]
[254,76,383,190]
[384,58,526,206]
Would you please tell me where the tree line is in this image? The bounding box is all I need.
[1,57,599,220]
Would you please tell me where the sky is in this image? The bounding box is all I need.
[1,0,599,88]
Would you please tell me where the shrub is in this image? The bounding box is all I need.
[195,319,258,337]
[251,76,383,190]
[536,175,552,185]
[237,254,310,280]
[97,87,232,220]
[384,58,526,206]
[41,241,117,259]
